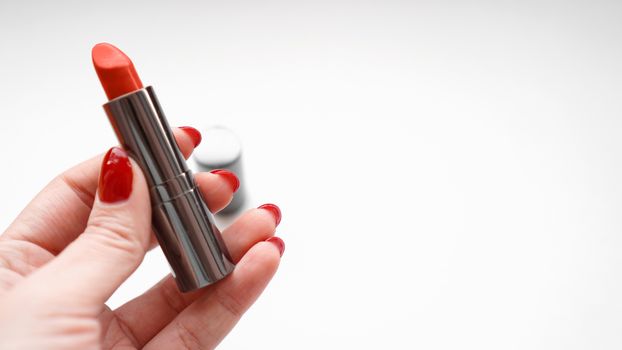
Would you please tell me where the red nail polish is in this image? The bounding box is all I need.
[258,203,281,226]
[99,147,133,203]
[210,169,240,192]
[266,237,285,257]
[179,126,202,147]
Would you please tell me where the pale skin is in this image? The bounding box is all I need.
[0,128,282,349]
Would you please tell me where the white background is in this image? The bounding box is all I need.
[1,0,622,349]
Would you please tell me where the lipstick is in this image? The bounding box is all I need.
[92,43,235,292]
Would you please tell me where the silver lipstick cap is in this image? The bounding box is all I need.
[103,86,235,292]
[193,126,247,215]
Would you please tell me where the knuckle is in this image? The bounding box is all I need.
[158,278,187,314]
[175,319,203,350]
[214,288,246,319]
[84,214,146,258]
[0,254,12,270]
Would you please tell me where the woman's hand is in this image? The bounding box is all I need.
[0,126,284,350]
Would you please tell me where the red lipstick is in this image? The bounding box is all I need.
[92,43,143,100]
[92,43,235,292]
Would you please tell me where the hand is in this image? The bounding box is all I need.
[0,126,284,350]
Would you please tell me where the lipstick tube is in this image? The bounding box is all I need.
[103,86,235,292]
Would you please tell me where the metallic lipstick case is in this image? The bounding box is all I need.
[103,86,235,292]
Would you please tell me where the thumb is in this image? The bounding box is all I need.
[23,147,152,307]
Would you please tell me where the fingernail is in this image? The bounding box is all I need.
[258,203,281,226]
[179,126,202,147]
[99,147,133,203]
[266,236,285,257]
[210,169,240,192]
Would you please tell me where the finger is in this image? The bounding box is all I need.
[174,126,201,159]
[112,204,281,346]
[4,126,203,255]
[222,204,281,260]
[16,148,152,308]
[196,170,239,213]
[143,240,282,350]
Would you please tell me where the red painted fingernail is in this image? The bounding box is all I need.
[179,126,202,147]
[258,203,281,226]
[210,169,240,192]
[98,147,133,203]
[266,236,285,257]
